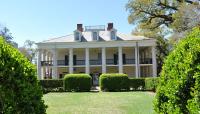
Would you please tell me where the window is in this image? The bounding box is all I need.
[75,32,80,41]
[111,31,116,40]
[92,32,98,41]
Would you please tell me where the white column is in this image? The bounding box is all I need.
[102,47,106,73]
[48,52,51,78]
[69,48,73,74]
[52,49,57,79]
[152,46,157,77]
[41,50,45,79]
[118,47,123,73]
[45,51,49,79]
[85,48,90,74]
[135,42,140,78]
[37,49,42,79]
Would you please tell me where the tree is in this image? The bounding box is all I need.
[126,0,200,74]
[154,27,200,113]
[0,25,18,47]
[126,0,200,35]
[19,40,37,63]
[0,37,46,113]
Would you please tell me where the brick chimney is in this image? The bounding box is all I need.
[107,23,113,31]
[77,24,83,32]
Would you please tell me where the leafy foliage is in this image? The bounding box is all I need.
[126,0,200,74]
[99,73,129,91]
[0,26,18,47]
[154,27,200,113]
[0,37,46,113]
[129,78,145,90]
[64,74,92,92]
[126,0,200,40]
[40,79,64,93]
[129,77,159,91]
[145,77,159,91]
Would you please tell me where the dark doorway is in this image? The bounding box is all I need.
[65,55,68,65]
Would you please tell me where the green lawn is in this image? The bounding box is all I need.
[43,92,155,114]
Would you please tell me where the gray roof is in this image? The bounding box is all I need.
[40,31,151,43]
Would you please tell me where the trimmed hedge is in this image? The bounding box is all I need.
[129,78,145,90]
[40,79,64,93]
[129,77,159,91]
[64,74,92,92]
[99,73,129,91]
[145,77,159,91]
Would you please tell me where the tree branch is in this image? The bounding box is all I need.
[158,0,178,10]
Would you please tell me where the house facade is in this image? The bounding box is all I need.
[36,23,157,84]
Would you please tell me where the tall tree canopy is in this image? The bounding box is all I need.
[126,0,200,74]
[126,0,200,40]
[0,25,18,47]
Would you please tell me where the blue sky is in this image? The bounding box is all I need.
[0,0,134,47]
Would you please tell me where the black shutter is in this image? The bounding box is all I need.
[65,55,69,65]
[114,54,118,65]
[123,54,126,64]
[73,55,76,65]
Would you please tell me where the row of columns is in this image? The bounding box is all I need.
[37,45,157,79]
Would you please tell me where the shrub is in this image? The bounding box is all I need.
[0,37,46,114]
[64,74,92,92]
[99,73,129,91]
[145,77,159,91]
[129,78,145,90]
[40,79,64,93]
[154,27,200,114]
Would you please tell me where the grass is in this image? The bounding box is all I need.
[43,92,155,114]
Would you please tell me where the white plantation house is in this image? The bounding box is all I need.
[36,23,157,84]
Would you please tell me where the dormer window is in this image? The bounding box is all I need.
[111,31,116,40]
[74,31,81,41]
[92,31,99,41]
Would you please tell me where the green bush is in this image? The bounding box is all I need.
[145,77,159,91]
[40,79,64,93]
[154,27,200,114]
[64,74,92,92]
[0,37,46,114]
[99,73,129,91]
[129,78,145,90]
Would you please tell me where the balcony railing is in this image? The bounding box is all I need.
[140,58,152,64]
[90,60,102,65]
[76,60,85,65]
[106,59,118,65]
[125,59,135,64]
[41,61,53,66]
[41,58,152,66]
[85,25,105,31]
[57,60,68,66]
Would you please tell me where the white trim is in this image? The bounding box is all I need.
[37,39,156,49]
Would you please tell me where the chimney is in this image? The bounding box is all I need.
[77,24,83,32]
[107,23,113,31]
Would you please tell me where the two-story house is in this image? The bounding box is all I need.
[36,23,157,85]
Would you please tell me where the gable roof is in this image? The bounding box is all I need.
[39,31,152,43]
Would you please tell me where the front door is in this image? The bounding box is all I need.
[92,73,99,86]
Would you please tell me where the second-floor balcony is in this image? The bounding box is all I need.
[41,58,152,66]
